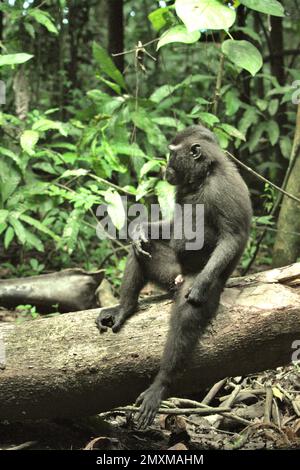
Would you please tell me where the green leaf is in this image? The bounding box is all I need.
[98,76,121,95]
[266,120,280,146]
[23,230,44,252]
[279,136,292,159]
[20,130,39,155]
[4,226,14,249]
[9,215,26,244]
[93,42,127,90]
[62,208,82,254]
[152,117,179,128]
[32,118,68,136]
[19,214,60,241]
[140,160,161,178]
[150,84,176,103]
[104,190,126,230]
[234,26,262,45]
[0,161,21,202]
[268,99,279,116]
[175,0,236,32]
[0,146,23,172]
[155,181,175,220]
[224,89,241,116]
[148,7,173,31]
[222,40,263,76]
[0,53,33,67]
[194,112,219,126]
[0,223,7,236]
[248,123,265,152]
[131,109,167,150]
[214,128,229,149]
[240,0,285,17]
[256,98,268,111]
[0,209,9,224]
[239,107,258,136]
[157,25,200,50]
[136,179,156,201]
[114,142,146,158]
[29,9,58,34]
[218,123,246,141]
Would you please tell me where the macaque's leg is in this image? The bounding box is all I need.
[135,276,224,428]
[96,241,180,333]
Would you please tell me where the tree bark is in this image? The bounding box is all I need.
[273,103,300,266]
[108,0,124,73]
[1,264,300,422]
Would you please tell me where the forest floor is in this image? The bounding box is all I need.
[0,363,300,450]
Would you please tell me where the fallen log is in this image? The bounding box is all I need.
[0,264,300,421]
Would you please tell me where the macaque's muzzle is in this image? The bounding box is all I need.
[165,166,178,185]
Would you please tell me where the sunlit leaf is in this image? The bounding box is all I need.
[157,25,200,50]
[175,0,236,32]
[140,160,161,178]
[222,40,263,76]
[240,0,285,17]
[155,180,175,220]
[219,123,246,141]
[20,130,39,155]
[29,9,58,34]
[104,190,126,230]
[0,53,33,67]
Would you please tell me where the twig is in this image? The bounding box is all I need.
[112,38,159,57]
[225,151,300,205]
[7,441,37,450]
[159,398,251,426]
[272,398,281,428]
[89,174,134,196]
[202,378,227,405]
[264,386,273,424]
[214,384,241,429]
[114,405,230,416]
[219,388,265,402]
[212,36,225,116]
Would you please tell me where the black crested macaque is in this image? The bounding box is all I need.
[96,125,252,428]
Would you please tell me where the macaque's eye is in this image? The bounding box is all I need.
[190,143,202,160]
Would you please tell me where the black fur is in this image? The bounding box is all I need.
[96,124,252,428]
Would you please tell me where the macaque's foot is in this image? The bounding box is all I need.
[95,306,128,333]
[185,282,209,306]
[131,224,151,258]
[135,384,164,429]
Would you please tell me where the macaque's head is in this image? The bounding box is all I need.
[165,125,220,186]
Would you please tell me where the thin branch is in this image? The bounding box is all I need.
[213,52,225,115]
[112,405,251,426]
[225,151,300,205]
[115,405,230,415]
[112,38,159,57]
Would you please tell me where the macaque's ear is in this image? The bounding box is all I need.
[190,143,202,160]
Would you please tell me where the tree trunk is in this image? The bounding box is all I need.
[273,103,300,266]
[269,15,288,184]
[108,0,124,73]
[1,264,300,422]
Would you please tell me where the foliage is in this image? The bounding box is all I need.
[0,0,297,279]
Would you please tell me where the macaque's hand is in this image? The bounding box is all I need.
[135,383,164,429]
[131,223,151,258]
[185,279,209,306]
